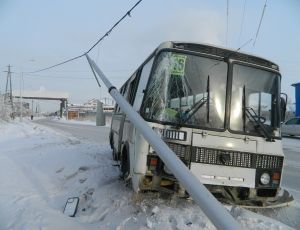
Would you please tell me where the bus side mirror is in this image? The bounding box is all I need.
[280,93,287,122]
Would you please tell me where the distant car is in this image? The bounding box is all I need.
[282,117,300,136]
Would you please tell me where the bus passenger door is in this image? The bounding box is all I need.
[131,57,155,174]
[121,71,142,174]
[110,84,128,160]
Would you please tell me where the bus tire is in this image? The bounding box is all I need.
[109,133,113,149]
[109,134,118,161]
[120,148,130,180]
[112,148,118,161]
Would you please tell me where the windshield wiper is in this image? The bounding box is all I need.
[181,97,207,123]
[242,86,274,142]
[181,75,210,123]
[206,75,210,123]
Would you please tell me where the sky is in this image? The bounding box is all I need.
[0,0,299,112]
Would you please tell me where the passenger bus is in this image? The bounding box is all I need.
[109,41,288,206]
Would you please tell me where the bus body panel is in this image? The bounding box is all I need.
[190,163,256,188]
[192,132,257,153]
[122,119,136,175]
[110,41,286,202]
[133,131,149,174]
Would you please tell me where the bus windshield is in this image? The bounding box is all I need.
[230,64,280,136]
[142,51,227,129]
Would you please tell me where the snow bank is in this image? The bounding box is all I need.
[0,120,294,229]
[0,95,13,121]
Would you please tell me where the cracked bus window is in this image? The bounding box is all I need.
[141,51,227,130]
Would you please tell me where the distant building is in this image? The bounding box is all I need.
[67,98,114,120]
[84,98,99,110]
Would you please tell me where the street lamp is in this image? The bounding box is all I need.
[20,71,23,121]
[20,59,35,122]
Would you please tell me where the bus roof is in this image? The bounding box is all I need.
[156,41,280,71]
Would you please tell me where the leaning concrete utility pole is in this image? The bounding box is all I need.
[85,54,239,230]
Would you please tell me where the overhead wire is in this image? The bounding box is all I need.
[226,0,229,46]
[237,38,253,51]
[86,0,142,54]
[26,68,134,73]
[28,54,85,74]
[28,0,143,74]
[253,0,268,49]
[23,73,125,79]
[237,0,247,47]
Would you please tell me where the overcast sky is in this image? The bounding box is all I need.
[0,0,299,112]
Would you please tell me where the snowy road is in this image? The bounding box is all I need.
[255,137,300,228]
[0,119,298,229]
[282,137,300,194]
[36,119,300,196]
[35,118,300,229]
[34,119,110,143]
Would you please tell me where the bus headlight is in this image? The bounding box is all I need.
[260,173,270,185]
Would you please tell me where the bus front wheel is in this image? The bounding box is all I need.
[120,149,130,180]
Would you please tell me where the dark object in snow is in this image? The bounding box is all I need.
[63,197,79,217]
[186,221,192,226]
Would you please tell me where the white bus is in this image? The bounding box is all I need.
[109,41,289,206]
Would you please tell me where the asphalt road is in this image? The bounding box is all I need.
[282,140,300,194]
[34,119,110,144]
[35,119,300,228]
[258,136,300,229]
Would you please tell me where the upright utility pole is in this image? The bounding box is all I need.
[20,72,23,121]
[4,65,14,117]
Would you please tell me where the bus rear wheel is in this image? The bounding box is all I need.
[120,150,130,180]
[109,134,118,161]
[112,148,118,161]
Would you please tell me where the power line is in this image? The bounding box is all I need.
[28,0,143,74]
[237,38,252,51]
[86,0,143,54]
[226,0,229,46]
[22,73,125,79]
[237,0,247,47]
[25,68,134,74]
[29,54,85,74]
[253,0,267,49]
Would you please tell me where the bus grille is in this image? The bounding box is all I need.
[192,147,252,168]
[165,142,284,170]
[167,142,191,161]
[255,155,284,169]
[192,147,284,169]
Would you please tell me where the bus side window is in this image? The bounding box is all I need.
[133,57,154,111]
[127,72,141,105]
[118,83,128,113]
[116,84,126,113]
[122,83,128,96]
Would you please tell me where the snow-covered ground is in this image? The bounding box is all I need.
[0,119,294,229]
[49,116,112,128]
[51,117,97,126]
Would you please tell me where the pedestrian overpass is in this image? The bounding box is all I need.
[12,90,69,117]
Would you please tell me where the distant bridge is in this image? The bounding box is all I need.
[12,90,68,101]
[12,90,69,117]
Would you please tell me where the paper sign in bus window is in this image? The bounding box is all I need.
[171,54,187,77]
